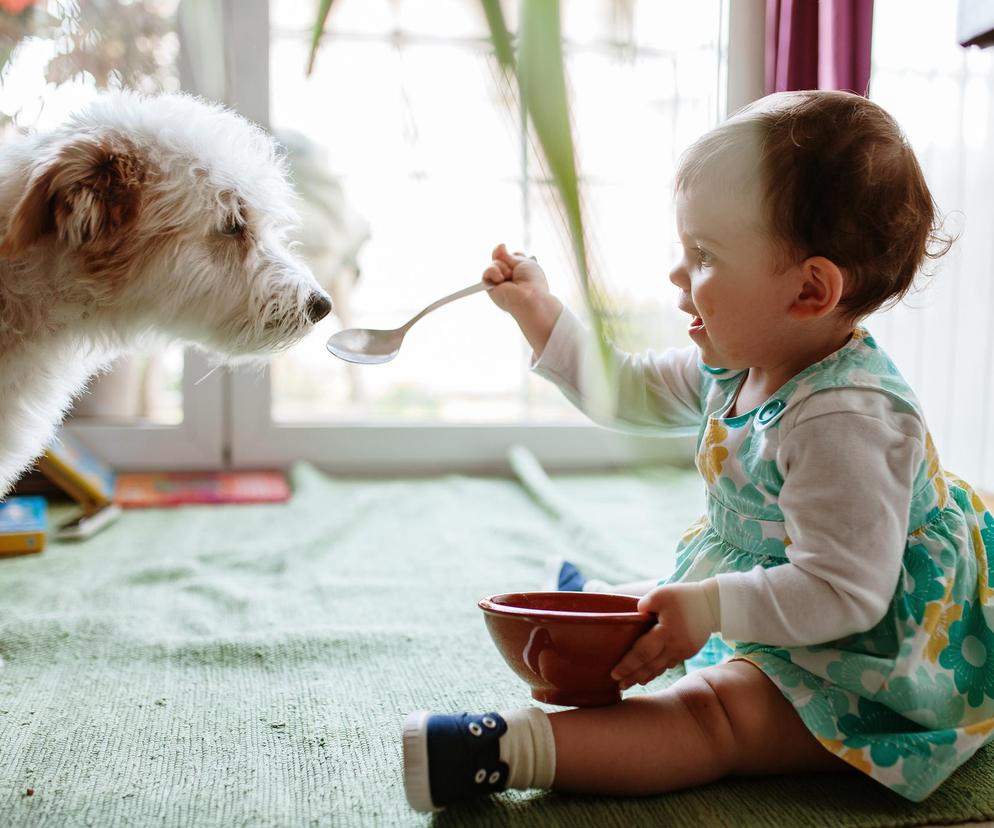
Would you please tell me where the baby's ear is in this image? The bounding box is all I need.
[789,256,845,320]
[0,136,146,258]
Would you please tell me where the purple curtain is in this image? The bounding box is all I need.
[958,0,994,48]
[765,0,874,95]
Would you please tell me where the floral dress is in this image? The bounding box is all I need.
[666,327,994,801]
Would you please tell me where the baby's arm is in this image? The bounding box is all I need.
[716,389,925,646]
[483,244,703,432]
[536,307,702,432]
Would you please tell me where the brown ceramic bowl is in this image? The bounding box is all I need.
[479,592,654,707]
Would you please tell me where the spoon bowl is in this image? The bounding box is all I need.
[326,327,404,365]
[326,281,492,365]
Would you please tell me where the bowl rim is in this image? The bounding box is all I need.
[478,591,652,623]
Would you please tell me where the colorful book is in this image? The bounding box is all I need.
[37,431,116,510]
[114,471,290,508]
[0,496,47,556]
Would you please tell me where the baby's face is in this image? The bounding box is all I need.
[670,177,800,370]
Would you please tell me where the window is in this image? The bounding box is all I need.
[3,1,759,474]
[267,0,722,423]
[867,0,994,488]
[229,0,735,472]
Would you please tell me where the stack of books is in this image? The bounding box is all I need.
[34,432,121,541]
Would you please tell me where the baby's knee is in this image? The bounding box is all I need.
[691,661,802,771]
[672,674,741,773]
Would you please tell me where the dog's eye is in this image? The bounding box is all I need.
[221,220,245,237]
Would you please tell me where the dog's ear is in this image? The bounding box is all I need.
[0,137,146,258]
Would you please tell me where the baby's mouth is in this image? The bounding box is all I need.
[689,315,706,333]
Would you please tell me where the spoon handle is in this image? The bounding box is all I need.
[403,281,493,330]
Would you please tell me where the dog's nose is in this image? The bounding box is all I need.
[306,292,333,323]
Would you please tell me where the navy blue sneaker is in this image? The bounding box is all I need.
[543,556,587,591]
[402,711,509,812]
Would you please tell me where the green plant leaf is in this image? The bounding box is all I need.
[517,0,613,395]
[519,1,583,271]
[479,0,515,75]
[306,0,335,77]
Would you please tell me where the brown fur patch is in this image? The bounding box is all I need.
[0,163,58,258]
[79,227,176,302]
[1,136,147,259]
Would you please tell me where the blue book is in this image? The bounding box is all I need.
[0,496,47,556]
[37,431,116,508]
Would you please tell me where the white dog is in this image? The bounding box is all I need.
[0,91,332,497]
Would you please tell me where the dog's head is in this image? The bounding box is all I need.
[0,91,332,356]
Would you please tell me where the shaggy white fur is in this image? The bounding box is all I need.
[0,91,332,497]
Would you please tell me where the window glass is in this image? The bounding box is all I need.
[268,0,724,423]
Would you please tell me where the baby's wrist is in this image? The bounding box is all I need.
[700,578,721,632]
[680,579,721,641]
[514,294,562,356]
[508,289,557,318]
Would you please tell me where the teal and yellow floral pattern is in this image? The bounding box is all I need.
[697,419,728,485]
[939,599,994,707]
[901,544,945,624]
[667,327,994,802]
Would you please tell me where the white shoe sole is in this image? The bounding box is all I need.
[402,710,442,813]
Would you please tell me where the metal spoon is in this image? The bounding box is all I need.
[326,281,493,365]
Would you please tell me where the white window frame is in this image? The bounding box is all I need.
[65,351,225,470]
[221,0,765,474]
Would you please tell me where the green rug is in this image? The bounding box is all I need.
[1,460,992,827]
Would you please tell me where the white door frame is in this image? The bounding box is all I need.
[226,0,764,474]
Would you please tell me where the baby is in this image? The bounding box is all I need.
[402,90,994,810]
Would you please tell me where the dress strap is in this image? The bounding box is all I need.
[748,328,923,434]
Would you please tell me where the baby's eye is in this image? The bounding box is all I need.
[695,246,714,268]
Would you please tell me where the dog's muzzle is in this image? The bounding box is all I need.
[307,291,333,324]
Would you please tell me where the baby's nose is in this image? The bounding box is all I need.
[668,261,689,289]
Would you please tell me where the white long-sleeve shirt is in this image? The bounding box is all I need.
[532,307,925,648]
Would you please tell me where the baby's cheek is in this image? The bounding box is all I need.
[695,295,715,320]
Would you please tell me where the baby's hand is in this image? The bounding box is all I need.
[482,243,550,316]
[610,582,717,690]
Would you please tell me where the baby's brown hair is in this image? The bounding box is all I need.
[676,91,952,320]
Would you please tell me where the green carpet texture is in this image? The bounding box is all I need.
[2,458,994,827]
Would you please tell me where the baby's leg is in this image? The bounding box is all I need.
[550,659,849,795]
